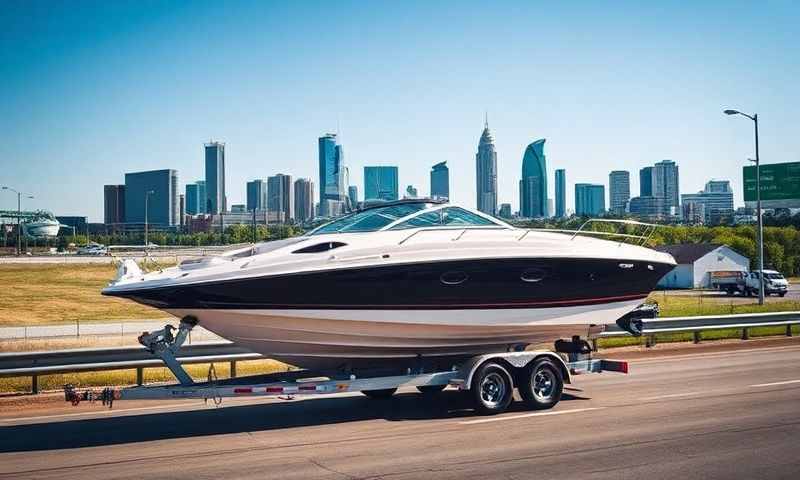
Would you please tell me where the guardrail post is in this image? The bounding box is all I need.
[742,327,749,340]
[788,325,793,337]
[693,331,701,344]
[230,360,237,378]
[136,367,144,386]
[646,335,655,348]
[31,375,39,394]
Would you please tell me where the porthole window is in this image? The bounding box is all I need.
[521,268,547,283]
[292,242,347,254]
[440,271,468,285]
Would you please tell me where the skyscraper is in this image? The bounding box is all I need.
[519,139,547,218]
[681,180,734,224]
[652,160,680,215]
[430,161,449,200]
[348,185,358,209]
[294,178,314,223]
[267,174,293,223]
[195,181,206,214]
[246,179,267,211]
[185,183,199,215]
[639,166,653,197]
[609,170,631,214]
[318,133,347,216]
[103,184,125,224]
[575,183,605,216]
[364,166,399,201]
[475,118,498,215]
[204,141,226,214]
[499,203,512,219]
[124,169,178,225]
[554,169,566,218]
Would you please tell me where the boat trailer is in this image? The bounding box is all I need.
[65,319,629,415]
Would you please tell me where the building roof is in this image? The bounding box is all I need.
[654,243,723,264]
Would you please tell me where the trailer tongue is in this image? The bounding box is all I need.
[64,318,629,416]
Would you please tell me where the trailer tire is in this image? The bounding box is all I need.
[361,388,397,399]
[519,358,563,410]
[470,362,513,415]
[779,292,786,297]
[417,384,446,395]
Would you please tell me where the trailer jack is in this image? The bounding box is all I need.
[137,316,198,386]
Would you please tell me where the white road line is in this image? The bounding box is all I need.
[639,391,702,401]
[459,407,604,425]
[749,379,800,388]
[631,344,800,365]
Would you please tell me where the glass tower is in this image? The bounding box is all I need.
[554,169,566,218]
[519,139,547,218]
[430,161,449,200]
[609,170,631,214]
[267,174,293,223]
[294,178,315,223]
[475,119,498,215]
[246,179,267,211]
[318,134,347,216]
[575,183,605,216]
[364,166,399,201]
[185,183,199,215]
[124,169,179,225]
[204,142,226,214]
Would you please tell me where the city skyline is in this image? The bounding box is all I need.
[2,2,798,221]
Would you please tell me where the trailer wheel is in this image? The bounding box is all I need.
[470,362,513,415]
[417,384,446,395]
[779,292,786,297]
[361,388,397,399]
[519,358,563,410]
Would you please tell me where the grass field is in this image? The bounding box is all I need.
[646,291,800,317]
[598,324,800,349]
[0,262,173,326]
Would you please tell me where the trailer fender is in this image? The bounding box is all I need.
[458,351,572,390]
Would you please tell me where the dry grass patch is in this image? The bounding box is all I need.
[0,263,170,326]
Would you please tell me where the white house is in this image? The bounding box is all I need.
[655,243,750,289]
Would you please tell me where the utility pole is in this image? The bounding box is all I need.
[144,190,154,247]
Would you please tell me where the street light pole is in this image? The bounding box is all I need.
[2,186,34,256]
[724,109,764,305]
[144,190,154,247]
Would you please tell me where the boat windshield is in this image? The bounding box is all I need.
[388,207,500,230]
[309,203,431,235]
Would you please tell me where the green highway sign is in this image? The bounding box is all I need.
[743,161,800,207]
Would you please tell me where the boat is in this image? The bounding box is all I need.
[21,210,61,238]
[103,199,676,371]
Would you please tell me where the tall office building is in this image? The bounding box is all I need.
[364,166,399,202]
[499,203,512,219]
[103,185,125,224]
[185,183,199,215]
[294,178,315,223]
[554,169,566,218]
[405,185,418,198]
[347,185,359,210]
[430,161,449,200]
[267,174,293,223]
[519,139,547,218]
[124,169,179,225]
[575,183,605,216]
[609,170,631,214]
[196,181,206,214]
[318,133,347,216]
[475,119,498,215]
[204,141,226,214]
[178,194,186,229]
[639,166,653,197]
[246,179,267,211]
[629,196,666,219]
[652,160,679,215]
[681,180,734,224]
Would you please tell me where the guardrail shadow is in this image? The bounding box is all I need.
[1,391,588,452]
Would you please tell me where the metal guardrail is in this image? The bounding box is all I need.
[594,311,799,349]
[1,312,798,394]
[0,342,263,393]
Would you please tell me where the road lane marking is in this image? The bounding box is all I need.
[459,407,604,425]
[749,379,800,388]
[639,391,702,401]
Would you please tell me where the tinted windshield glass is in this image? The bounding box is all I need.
[766,273,784,280]
[389,207,499,230]
[310,203,430,235]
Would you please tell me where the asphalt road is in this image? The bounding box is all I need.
[1,340,800,479]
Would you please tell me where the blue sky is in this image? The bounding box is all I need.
[1,0,798,221]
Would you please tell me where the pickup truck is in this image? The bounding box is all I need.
[711,270,789,297]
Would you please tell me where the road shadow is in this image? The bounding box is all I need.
[1,390,590,452]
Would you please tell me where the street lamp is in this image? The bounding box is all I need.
[144,190,155,247]
[724,109,764,305]
[2,186,34,256]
